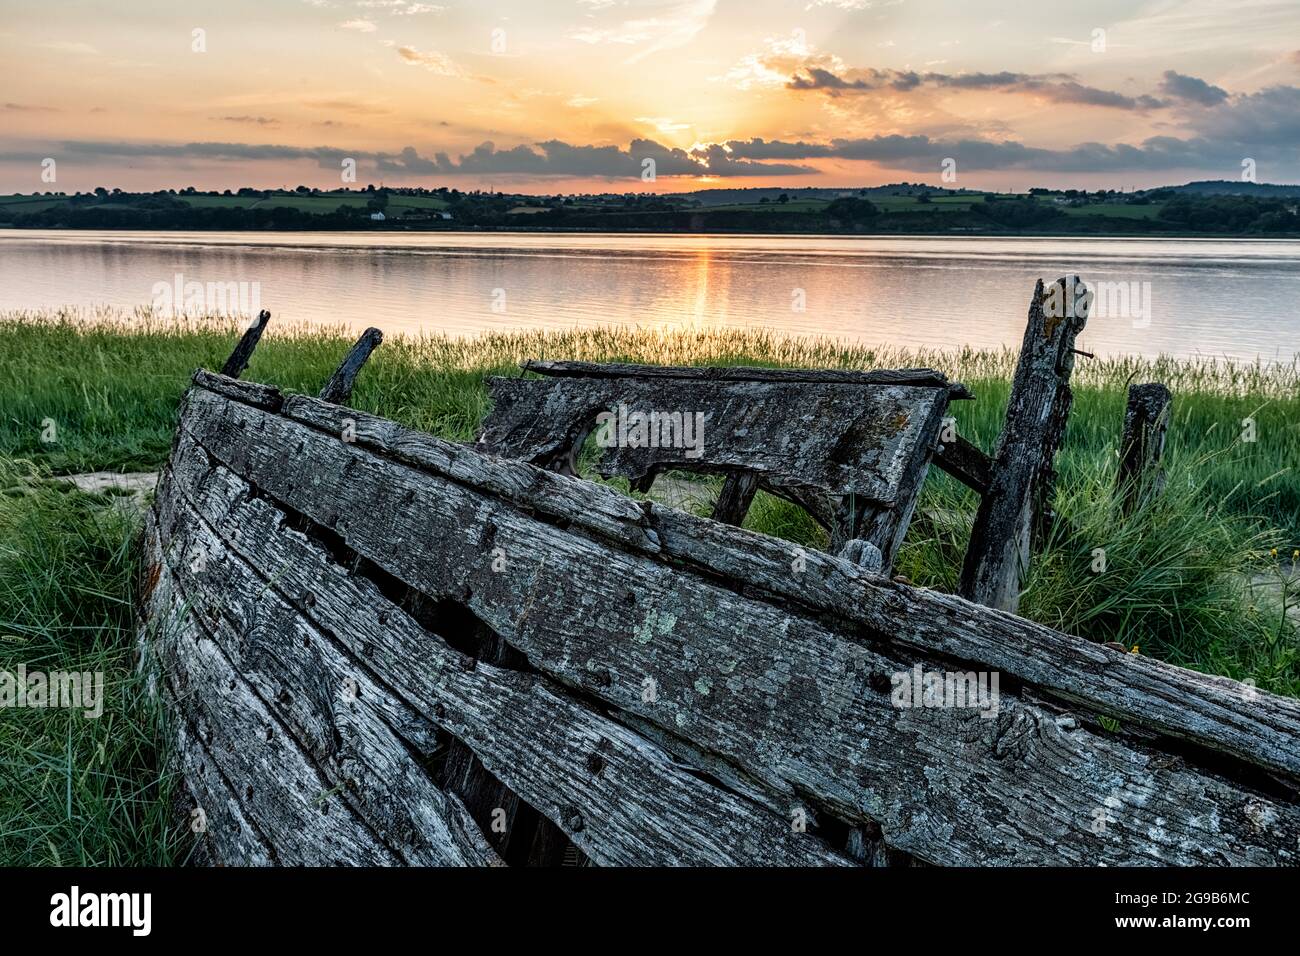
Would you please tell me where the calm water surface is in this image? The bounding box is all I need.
[2,230,1297,361]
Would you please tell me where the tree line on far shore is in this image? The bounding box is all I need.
[2,185,1297,236]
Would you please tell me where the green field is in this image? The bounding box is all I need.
[0,196,72,214]
[1061,202,1163,220]
[180,191,449,213]
[700,194,1036,215]
[706,199,831,213]
[173,194,263,209]
[386,194,450,210]
[0,190,451,218]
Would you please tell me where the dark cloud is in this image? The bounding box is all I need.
[1182,84,1300,147]
[213,115,281,126]
[787,67,1166,110]
[1159,70,1229,106]
[719,132,1252,174]
[11,137,810,179]
[720,137,836,160]
[374,144,443,174]
[373,137,813,177]
[4,102,59,112]
[1022,81,1165,110]
[54,140,352,164]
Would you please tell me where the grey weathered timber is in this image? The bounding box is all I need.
[140,516,278,866]
[319,326,383,405]
[1116,382,1172,514]
[478,374,949,558]
[283,390,1300,783]
[959,276,1091,612]
[149,500,504,866]
[145,372,1300,866]
[524,359,974,399]
[148,431,849,867]
[838,539,884,574]
[933,433,993,495]
[193,368,282,410]
[220,310,272,379]
[141,549,401,866]
[712,471,759,525]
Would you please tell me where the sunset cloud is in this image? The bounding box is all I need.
[354,0,444,13]
[570,0,717,63]
[213,115,281,126]
[395,45,459,75]
[4,0,1300,191]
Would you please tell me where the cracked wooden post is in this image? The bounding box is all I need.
[959,276,1091,613]
[319,327,383,405]
[712,471,759,526]
[1116,382,1172,515]
[220,309,271,379]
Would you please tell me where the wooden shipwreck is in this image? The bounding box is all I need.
[139,282,1300,867]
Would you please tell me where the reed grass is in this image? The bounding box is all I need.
[0,458,182,865]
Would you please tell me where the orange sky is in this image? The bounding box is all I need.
[2,0,1299,193]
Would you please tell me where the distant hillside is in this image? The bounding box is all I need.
[1167,180,1300,198]
[670,181,1300,205]
[3,182,1296,236]
[667,184,980,206]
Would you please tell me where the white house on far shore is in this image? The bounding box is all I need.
[369,211,385,221]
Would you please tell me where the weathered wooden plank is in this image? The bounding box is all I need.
[319,327,383,405]
[158,432,848,866]
[145,461,416,867]
[152,485,503,866]
[933,433,993,495]
[279,391,1300,783]
[855,428,936,571]
[177,384,1300,865]
[425,605,558,866]
[480,376,949,519]
[168,724,278,866]
[959,276,1091,612]
[523,359,973,399]
[140,520,277,866]
[220,310,271,379]
[193,368,283,411]
[1117,383,1172,514]
[143,557,401,865]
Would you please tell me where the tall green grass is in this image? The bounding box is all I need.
[3,308,1297,537]
[0,459,181,865]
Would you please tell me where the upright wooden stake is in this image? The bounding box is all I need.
[220,310,271,378]
[1116,382,1172,514]
[959,276,1091,612]
[712,471,759,526]
[319,327,383,405]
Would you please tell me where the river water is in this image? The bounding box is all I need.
[2,230,1297,361]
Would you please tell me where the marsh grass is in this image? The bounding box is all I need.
[0,458,181,865]
[0,308,1297,863]
[4,307,1297,534]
